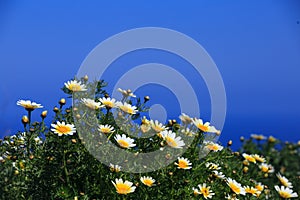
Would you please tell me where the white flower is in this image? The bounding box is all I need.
[64,80,87,92]
[212,170,225,179]
[205,162,221,170]
[51,121,76,136]
[175,157,192,169]
[114,134,136,149]
[197,183,215,199]
[192,118,219,133]
[161,130,185,148]
[179,113,192,124]
[203,141,223,152]
[112,178,136,194]
[109,163,121,172]
[276,173,293,188]
[116,102,138,115]
[274,185,298,199]
[98,124,115,134]
[81,98,102,109]
[259,163,274,173]
[117,88,136,97]
[99,97,117,109]
[17,100,43,111]
[140,176,155,187]
[150,120,167,133]
[34,137,43,144]
[226,178,246,195]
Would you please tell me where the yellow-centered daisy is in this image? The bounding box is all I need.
[17,100,43,111]
[112,178,136,195]
[64,80,87,92]
[140,176,155,187]
[175,157,192,169]
[114,134,136,149]
[51,121,76,136]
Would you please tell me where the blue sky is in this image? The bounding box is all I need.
[0,1,300,148]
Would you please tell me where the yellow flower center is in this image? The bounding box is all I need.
[103,101,113,108]
[229,183,241,194]
[279,191,292,198]
[207,144,219,151]
[57,125,71,134]
[197,124,209,132]
[143,179,153,186]
[118,139,129,148]
[166,136,177,147]
[261,166,268,172]
[201,188,210,197]
[255,185,264,191]
[100,127,111,134]
[69,84,81,91]
[116,183,131,194]
[245,156,256,163]
[178,160,188,169]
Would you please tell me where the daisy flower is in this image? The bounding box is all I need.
[140,176,155,187]
[161,130,185,148]
[251,134,266,140]
[244,186,261,197]
[179,113,192,124]
[114,134,136,149]
[98,124,115,134]
[255,182,264,192]
[274,185,298,199]
[252,154,266,163]
[259,163,274,173]
[150,120,167,133]
[17,100,43,111]
[204,141,223,152]
[112,178,136,195]
[81,98,102,110]
[51,121,76,136]
[197,183,215,199]
[175,157,192,169]
[181,128,195,136]
[109,163,121,172]
[99,97,117,109]
[64,80,87,92]
[116,102,138,115]
[212,170,225,179]
[192,118,219,133]
[242,153,256,163]
[226,178,246,195]
[192,187,200,196]
[117,88,136,98]
[205,162,221,170]
[276,173,293,188]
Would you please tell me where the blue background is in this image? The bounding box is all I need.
[0,1,299,149]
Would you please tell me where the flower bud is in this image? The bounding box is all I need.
[227,140,233,147]
[144,96,150,102]
[104,93,110,98]
[240,136,245,142]
[71,139,77,143]
[59,98,66,106]
[83,75,88,82]
[22,115,29,124]
[41,110,47,119]
[53,107,59,113]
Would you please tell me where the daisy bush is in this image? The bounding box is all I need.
[0,77,299,199]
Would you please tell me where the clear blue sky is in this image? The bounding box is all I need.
[0,1,300,148]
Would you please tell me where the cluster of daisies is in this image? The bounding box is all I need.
[12,78,299,199]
